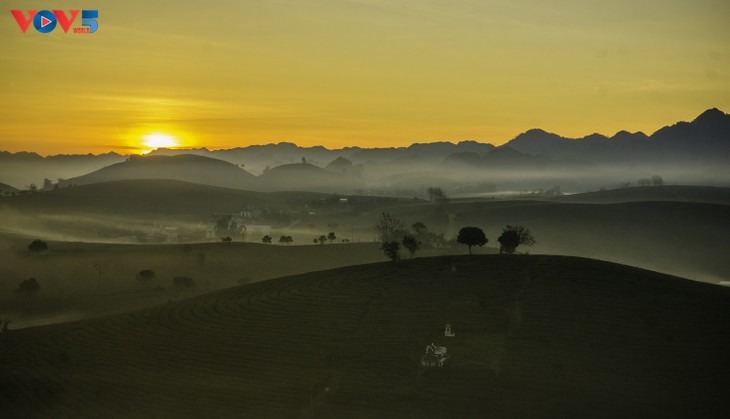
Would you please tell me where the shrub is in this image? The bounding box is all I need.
[28,239,48,253]
[17,278,40,296]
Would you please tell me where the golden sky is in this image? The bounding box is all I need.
[1,0,729,155]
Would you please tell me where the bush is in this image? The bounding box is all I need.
[381,241,400,262]
[28,239,48,253]
[16,278,40,296]
[137,269,156,283]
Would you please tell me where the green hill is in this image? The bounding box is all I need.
[553,185,730,205]
[0,239,385,329]
[1,255,728,418]
[58,154,257,190]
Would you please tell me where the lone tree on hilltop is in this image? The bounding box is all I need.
[318,235,327,245]
[498,225,536,254]
[381,241,400,262]
[456,227,488,255]
[28,239,48,253]
[262,235,272,244]
[16,278,40,296]
[327,232,337,244]
[651,175,664,186]
[375,212,405,243]
[402,234,420,258]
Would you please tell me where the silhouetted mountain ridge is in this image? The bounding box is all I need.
[504,108,729,161]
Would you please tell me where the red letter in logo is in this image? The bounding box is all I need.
[10,10,38,33]
[53,10,80,33]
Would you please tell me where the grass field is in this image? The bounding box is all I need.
[1,255,728,418]
[0,237,388,329]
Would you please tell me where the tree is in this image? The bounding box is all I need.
[402,234,420,258]
[638,178,651,187]
[137,269,156,283]
[456,227,488,255]
[313,239,319,244]
[497,225,536,254]
[651,175,664,186]
[427,187,448,203]
[16,278,40,296]
[412,222,427,236]
[221,236,232,243]
[318,235,327,245]
[28,239,48,253]
[327,232,337,244]
[381,241,400,262]
[375,212,405,243]
[262,235,272,244]
[92,263,108,289]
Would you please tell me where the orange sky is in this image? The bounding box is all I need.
[1,0,729,155]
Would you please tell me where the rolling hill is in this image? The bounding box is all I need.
[257,163,364,193]
[58,154,257,190]
[1,255,728,418]
[0,181,18,195]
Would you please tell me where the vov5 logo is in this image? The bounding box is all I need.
[11,10,99,34]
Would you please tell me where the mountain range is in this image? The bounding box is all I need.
[1,108,728,192]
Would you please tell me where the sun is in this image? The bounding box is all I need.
[142,133,179,149]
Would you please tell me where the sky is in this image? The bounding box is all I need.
[1,0,729,155]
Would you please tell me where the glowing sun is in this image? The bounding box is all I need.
[143,133,179,149]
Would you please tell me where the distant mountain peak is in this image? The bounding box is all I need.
[693,107,727,124]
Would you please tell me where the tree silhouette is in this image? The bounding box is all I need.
[427,187,448,203]
[402,234,419,258]
[28,239,48,253]
[412,222,427,236]
[327,232,337,244]
[497,225,536,254]
[651,175,664,186]
[381,241,400,262]
[16,278,40,296]
[456,227,488,255]
[375,212,405,243]
[92,263,108,290]
[137,269,156,283]
[318,235,327,245]
[262,235,272,244]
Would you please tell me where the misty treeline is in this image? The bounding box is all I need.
[374,212,535,261]
[375,212,536,262]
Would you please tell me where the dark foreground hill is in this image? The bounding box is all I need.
[1,255,728,418]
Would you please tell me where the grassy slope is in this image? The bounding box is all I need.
[0,240,385,329]
[448,199,730,283]
[552,185,730,205]
[0,255,728,418]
